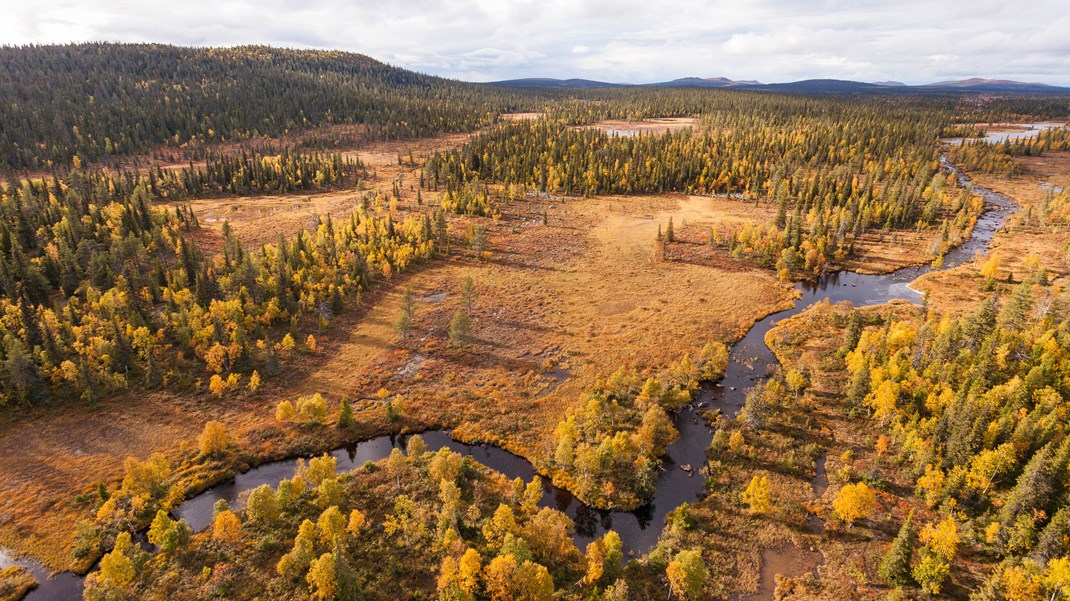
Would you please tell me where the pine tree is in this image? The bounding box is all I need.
[774,182,789,229]
[839,310,864,356]
[998,281,1034,331]
[461,276,475,314]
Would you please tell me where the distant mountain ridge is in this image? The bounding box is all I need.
[922,78,1064,91]
[485,77,624,88]
[649,76,762,87]
[489,76,1070,94]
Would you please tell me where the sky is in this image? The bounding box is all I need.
[3,0,1070,86]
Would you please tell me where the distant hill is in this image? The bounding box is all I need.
[759,79,886,93]
[488,74,1070,94]
[0,43,535,171]
[655,77,1069,93]
[648,77,761,88]
[486,77,623,88]
[922,78,1066,93]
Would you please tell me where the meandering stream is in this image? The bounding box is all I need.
[0,149,1025,600]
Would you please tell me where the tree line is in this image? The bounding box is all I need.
[0,43,549,173]
[146,148,362,199]
[946,125,1070,177]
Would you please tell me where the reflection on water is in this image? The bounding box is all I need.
[944,122,1063,146]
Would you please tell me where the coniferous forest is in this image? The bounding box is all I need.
[1,42,1070,601]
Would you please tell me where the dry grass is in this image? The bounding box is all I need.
[351,193,797,457]
[0,566,35,601]
[840,227,947,275]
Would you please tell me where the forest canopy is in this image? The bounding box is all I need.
[0,43,543,172]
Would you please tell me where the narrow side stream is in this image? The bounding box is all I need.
[2,156,1018,601]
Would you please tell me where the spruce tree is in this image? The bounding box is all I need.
[338,397,355,429]
[461,276,475,314]
[879,510,917,586]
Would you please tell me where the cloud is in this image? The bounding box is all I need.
[1,0,1068,85]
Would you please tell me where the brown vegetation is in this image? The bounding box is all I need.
[0,567,35,601]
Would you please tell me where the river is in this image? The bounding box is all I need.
[0,153,1020,601]
[943,121,1062,145]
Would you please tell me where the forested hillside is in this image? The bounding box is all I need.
[0,43,539,172]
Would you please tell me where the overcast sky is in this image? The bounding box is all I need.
[4,0,1070,86]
